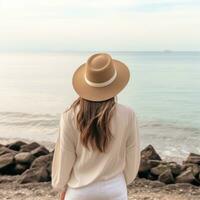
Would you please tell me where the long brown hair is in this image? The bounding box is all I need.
[69,96,117,153]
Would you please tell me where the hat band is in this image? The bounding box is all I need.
[84,69,117,88]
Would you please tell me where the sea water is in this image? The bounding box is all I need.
[0,51,199,158]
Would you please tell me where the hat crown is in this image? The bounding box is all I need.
[85,53,116,84]
[89,54,110,71]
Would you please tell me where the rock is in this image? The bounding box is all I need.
[31,146,49,157]
[13,163,29,174]
[146,172,158,181]
[20,142,40,152]
[6,141,27,151]
[158,169,175,184]
[0,144,4,148]
[0,153,15,174]
[182,163,200,177]
[141,145,162,161]
[0,147,17,156]
[15,152,35,164]
[18,166,49,183]
[147,160,166,167]
[176,168,196,184]
[185,153,200,164]
[139,145,162,174]
[151,164,169,176]
[31,154,53,169]
[191,165,200,177]
[46,162,52,178]
[168,162,182,176]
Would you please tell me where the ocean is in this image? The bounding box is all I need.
[0,51,199,159]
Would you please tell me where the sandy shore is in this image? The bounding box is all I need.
[0,175,200,200]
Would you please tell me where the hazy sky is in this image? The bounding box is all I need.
[0,0,200,51]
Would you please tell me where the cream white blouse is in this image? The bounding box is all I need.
[51,103,141,192]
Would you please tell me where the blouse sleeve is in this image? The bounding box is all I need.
[51,111,76,192]
[123,110,141,186]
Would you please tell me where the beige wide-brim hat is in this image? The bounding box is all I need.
[72,53,130,101]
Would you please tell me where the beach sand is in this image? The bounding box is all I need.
[0,137,200,200]
[0,175,200,200]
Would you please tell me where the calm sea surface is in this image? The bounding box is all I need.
[0,52,200,158]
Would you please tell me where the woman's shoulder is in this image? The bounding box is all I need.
[115,102,136,116]
[60,105,75,122]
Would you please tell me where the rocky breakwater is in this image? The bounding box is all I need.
[0,141,53,183]
[139,145,200,186]
[0,141,200,187]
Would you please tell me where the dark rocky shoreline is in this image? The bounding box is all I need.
[0,141,200,187]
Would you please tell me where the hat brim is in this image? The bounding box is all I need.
[72,59,130,101]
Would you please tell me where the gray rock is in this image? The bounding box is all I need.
[20,142,40,152]
[190,164,200,177]
[0,153,14,173]
[168,162,182,176]
[151,164,169,176]
[139,145,162,174]
[6,141,27,151]
[158,169,175,184]
[18,166,49,183]
[31,153,53,169]
[15,152,35,164]
[147,160,166,168]
[176,168,196,184]
[31,146,49,157]
[14,163,29,174]
[46,162,52,177]
[182,163,200,177]
[185,153,200,164]
[0,147,17,156]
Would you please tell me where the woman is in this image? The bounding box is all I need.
[51,53,141,200]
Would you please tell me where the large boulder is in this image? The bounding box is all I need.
[158,169,175,184]
[182,163,200,176]
[6,141,27,151]
[176,168,196,184]
[31,153,53,169]
[0,147,17,156]
[15,152,35,164]
[139,145,162,177]
[151,164,169,176]
[13,163,29,175]
[30,146,49,157]
[0,153,15,174]
[20,142,40,152]
[185,153,200,164]
[18,166,49,183]
[168,162,182,176]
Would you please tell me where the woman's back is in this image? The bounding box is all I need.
[51,102,140,190]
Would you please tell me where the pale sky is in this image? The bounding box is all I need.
[0,0,200,51]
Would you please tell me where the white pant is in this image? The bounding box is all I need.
[65,172,128,200]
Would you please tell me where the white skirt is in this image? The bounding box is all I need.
[65,172,128,200]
